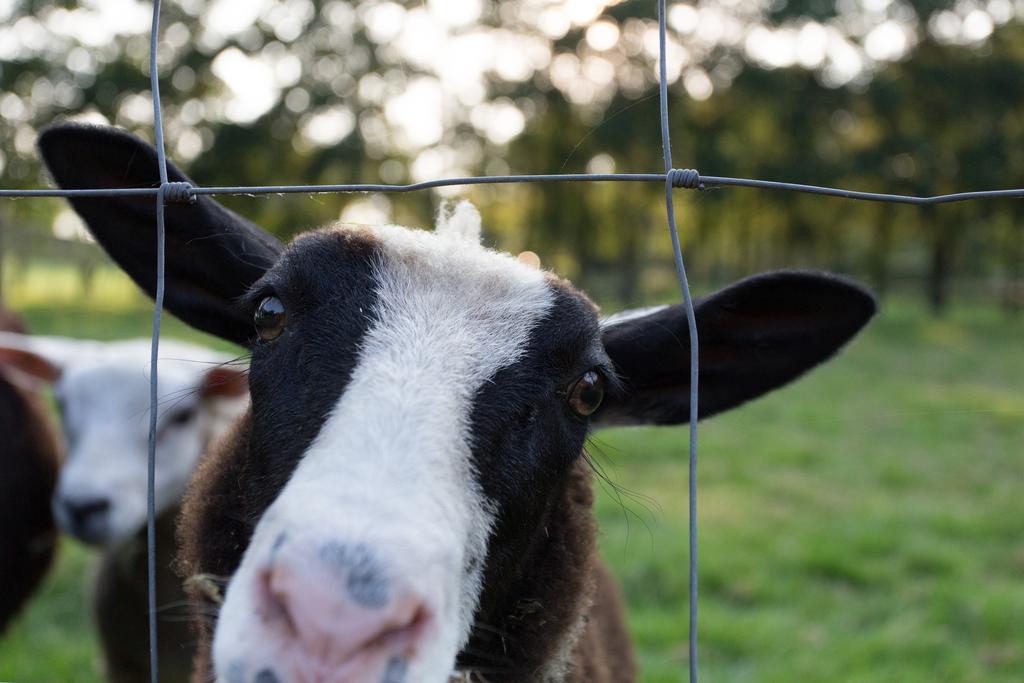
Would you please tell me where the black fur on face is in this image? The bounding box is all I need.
[236,228,383,524]
[464,282,612,617]
[470,286,609,500]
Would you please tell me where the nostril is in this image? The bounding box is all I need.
[320,541,391,609]
[252,553,434,670]
[257,567,298,636]
[253,668,281,683]
[364,602,432,655]
[65,496,110,524]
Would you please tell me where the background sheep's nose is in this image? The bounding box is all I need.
[254,541,433,674]
[59,495,111,542]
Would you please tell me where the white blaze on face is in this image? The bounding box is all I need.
[214,220,555,681]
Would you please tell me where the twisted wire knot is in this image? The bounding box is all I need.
[161,181,196,204]
[667,168,703,190]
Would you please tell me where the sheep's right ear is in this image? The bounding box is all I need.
[595,271,876,426]
[38,124,283,347]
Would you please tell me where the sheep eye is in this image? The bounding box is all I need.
[567,370,604,417]
[254,296,286,341]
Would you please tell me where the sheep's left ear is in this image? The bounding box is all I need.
[38,124,282,347]
[0,347,61,384]
[595,271,877,427]
[0,332,75,385]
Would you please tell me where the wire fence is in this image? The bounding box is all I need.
[2,1,1024,682]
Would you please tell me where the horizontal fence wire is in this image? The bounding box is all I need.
[4,174,1024,204]
[2,2,1024,683]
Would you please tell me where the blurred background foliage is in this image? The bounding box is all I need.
[0,0,1022,313]
[2,1,1024,682]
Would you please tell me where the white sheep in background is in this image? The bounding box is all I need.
[0,332,247,683]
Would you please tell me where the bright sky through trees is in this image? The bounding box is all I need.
[1,0,1019,184]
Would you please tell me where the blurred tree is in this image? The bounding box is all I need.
[867,25,1024,312]
[1,0,1022,313]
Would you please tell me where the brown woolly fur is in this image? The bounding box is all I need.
[462,459,636,682]
[177,410,254,683]
[178,411,635,682]
[0,308,59,634]
[566,563,635,683]
[94,509,195,683]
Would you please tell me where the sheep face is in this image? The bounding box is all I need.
[40,124,876,683]
[201,218,614,682]
[0,335,246,546]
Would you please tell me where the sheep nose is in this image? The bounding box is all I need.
[254,541,432,675]
[60,496,111,541]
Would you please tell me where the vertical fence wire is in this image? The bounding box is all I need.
[147,1,169,681]
[656,2,701,680]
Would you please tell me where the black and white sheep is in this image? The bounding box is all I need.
[41,123,876,683]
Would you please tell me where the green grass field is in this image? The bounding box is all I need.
[1,279,1022,682]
